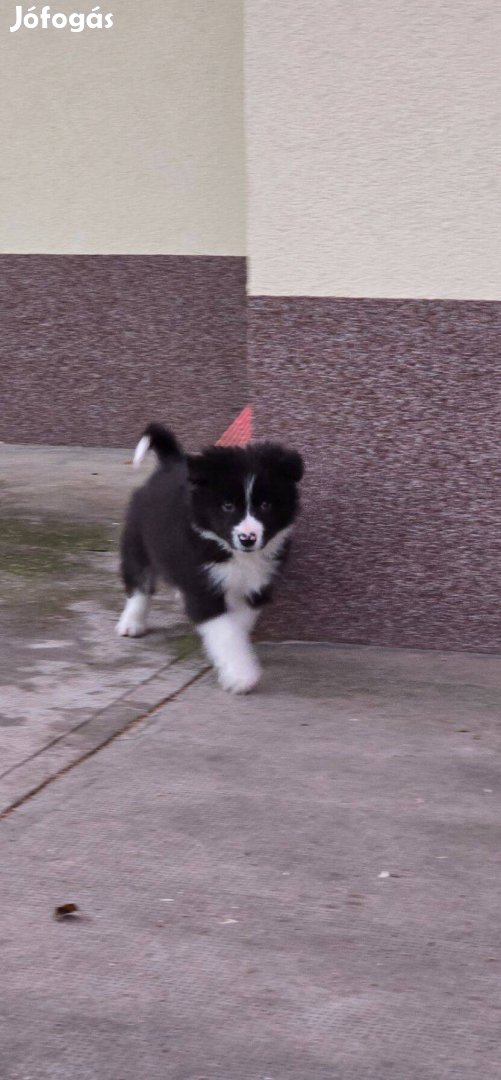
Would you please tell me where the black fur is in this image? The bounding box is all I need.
[139,423,183,463]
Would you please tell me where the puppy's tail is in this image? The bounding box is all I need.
[133,423,183,468]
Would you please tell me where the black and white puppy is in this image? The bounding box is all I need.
[117,423,304,693]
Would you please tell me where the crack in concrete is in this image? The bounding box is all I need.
[0,666,210,821]
[0,657,188,783]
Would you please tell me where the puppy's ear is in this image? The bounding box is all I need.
[279,448,304,483]
[258,443,304,483]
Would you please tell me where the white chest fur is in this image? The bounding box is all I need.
[205,527,291,609]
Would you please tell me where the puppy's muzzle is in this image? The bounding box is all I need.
[238,532,257,550]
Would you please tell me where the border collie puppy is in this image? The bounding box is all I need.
[117,423,304,693]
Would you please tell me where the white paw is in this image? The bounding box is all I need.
[217,658,262,695]
[116,592,150,637]
[116,615,146,638]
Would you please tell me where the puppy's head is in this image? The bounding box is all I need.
[188,442,304,553]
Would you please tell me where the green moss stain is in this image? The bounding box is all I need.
[169,632,201,662]
[0,516,196,659]
[0,517,116,578]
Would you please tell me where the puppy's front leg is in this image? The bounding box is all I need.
[117,590,151,637]
[197,610,262,694]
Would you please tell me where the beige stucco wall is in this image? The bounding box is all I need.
[0,0,245,254]
[246,0,501,299]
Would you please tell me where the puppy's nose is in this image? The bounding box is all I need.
[238,532,257,549]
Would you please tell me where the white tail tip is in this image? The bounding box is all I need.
[133,435,151,468]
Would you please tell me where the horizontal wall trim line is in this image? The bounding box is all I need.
[249,294,501,305]
[0,254,245,263]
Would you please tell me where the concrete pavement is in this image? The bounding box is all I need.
[1,446,501,1078]
[0,444,203,812]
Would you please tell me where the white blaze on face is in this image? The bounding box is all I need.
[232,474,264,551]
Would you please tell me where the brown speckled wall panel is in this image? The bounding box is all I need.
[3,264,501,652]
[0,255,246,449]
[249,297,501,652]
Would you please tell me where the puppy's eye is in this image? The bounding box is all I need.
[260,500,271,511]
[222,501,235,513]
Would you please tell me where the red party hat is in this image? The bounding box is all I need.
[215,406,253,447]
